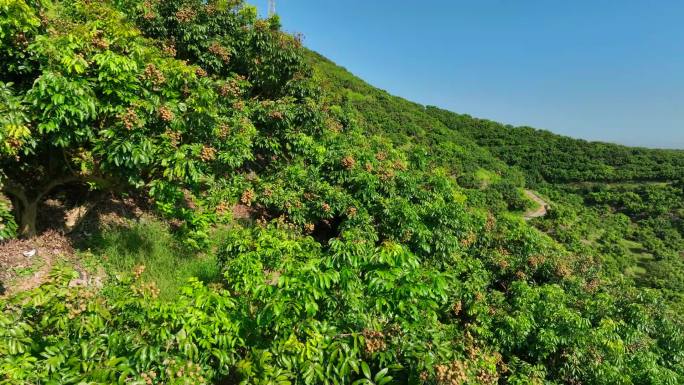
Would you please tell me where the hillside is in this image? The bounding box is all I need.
[307,51,515,180]
[1,1,683,384]
[309,50,684,310]
[308,51,534,212]
[427,106,684,184]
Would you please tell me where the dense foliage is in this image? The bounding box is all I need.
[426,106,684,184]
[1,0,684,384]
[0,0,307,244]
[420,105,684,313]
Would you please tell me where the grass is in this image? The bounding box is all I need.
[79,217,221,300]
[10,257,45,278]
[474,168,501,187]
[620,239,655,279]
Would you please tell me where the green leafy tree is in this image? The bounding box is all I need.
[0,0,309,242]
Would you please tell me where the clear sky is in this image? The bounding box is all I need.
[256,1,684,149]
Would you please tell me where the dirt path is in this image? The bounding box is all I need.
[523,189,549,220]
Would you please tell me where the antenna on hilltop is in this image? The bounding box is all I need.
[268,0,276,17]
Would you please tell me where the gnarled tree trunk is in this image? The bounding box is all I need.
[2,176,84,238]
[17,199,38,237]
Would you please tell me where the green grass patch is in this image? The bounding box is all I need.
[474,168,501,187]
[79,217,221,300]
[619,239,655,279]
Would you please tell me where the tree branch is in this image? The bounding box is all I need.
[35,175,81,202]
[1,179,29,208]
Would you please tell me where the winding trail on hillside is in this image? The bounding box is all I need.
[523,189,549,220]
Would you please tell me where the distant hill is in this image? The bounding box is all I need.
[307,51,684,185]
[427,106,684,183]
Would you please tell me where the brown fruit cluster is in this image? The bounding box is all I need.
[435,360,468,385]
[158,106,174,122]
[215,201,229,215]
[208,42,231,62]
[485,212,496,231]
[393,160,408,171]
[347,207,358,217]
[175,6,197,23]
[326,118,343,132]
[527,255,545,269]
[65,301,88,319]
[92,31,109,50]
[496,247,511,257]
[204,2,218,15]
[341,155,356,170]
[7,137,22,150]
[379,168,395,182]
[140,370,157,385]
[269,110,284,120]
[144,63,166,85]
[459,232,476,247]
[14,32,28,46]
[217,123,231,138]
[162,43,177,57]
[419,371,429,382]
[132,281,160,299]
[142,0,157,20]
[321,203,331,213]
[375,151,387,161]
[232,100,245,111]
[121,108,139,130]
[200,146,216,161]
[363,329,387,355]
[555,262,572,278]
[452,300,462,315]
[65,289,96,319]
[496,258,509,270]
[241,189,255,206]
[219,81,241,97]
[195,67,208,77]
[476,368,499,385]
[585,278,600,293]
[162,360,206,384]
[133,264,146,279]
[166,130,182,147]
[304,223,315,234]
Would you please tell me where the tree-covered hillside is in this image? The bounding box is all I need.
[306,52,684,314]
[1,1,683,384]
[426,106,684,184]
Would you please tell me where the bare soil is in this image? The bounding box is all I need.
[523,190,549,220]
[0,230,72,296]
[1,194,147,296]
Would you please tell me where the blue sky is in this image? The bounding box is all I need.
[256,1,684,149]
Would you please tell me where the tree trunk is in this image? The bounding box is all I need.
[18,200,38,238]
[3,174,110,238]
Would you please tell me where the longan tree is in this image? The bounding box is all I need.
[0,0,310,239]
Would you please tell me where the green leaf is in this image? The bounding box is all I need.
[374,368,388,382]
[361,362,371,379]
